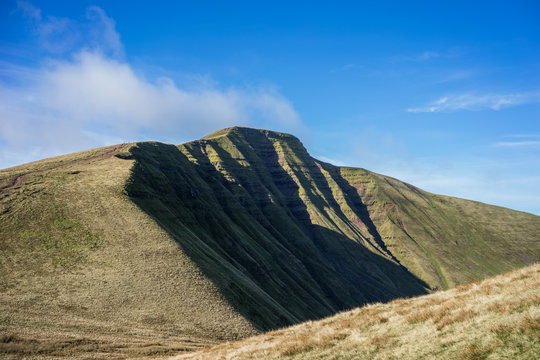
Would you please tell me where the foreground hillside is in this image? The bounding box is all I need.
[176,264,540,360]
[1,126,539,358]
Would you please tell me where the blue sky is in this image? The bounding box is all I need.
[1,0,539,214]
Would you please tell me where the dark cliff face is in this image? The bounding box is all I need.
[126,127,540,331]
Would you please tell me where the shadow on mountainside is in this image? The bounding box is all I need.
[125,139,429,333]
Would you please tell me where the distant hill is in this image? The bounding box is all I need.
[175,263,540,360]
[1,126,539,358]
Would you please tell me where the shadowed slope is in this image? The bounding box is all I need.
[127,135,428,331]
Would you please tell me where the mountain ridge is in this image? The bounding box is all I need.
[125,126,539,329]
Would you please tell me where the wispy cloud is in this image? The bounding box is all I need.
[391,50,440,63]
[314,156,349,167]
[392,47,466,63]
[329,63,364,74]
[319,126,540,215]
[492,141,540,148]
[361,160,540,215]
[16,0,124,57]
[84,6,124,58]
[505,134,540,139]
[432,69,476,84]
[0,3,302,169]
[416,51,440,61]
[407,91,540,113]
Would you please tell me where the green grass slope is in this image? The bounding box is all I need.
[175,263,540,360]
[340,168,540,289]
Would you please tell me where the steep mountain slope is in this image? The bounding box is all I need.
[1,126,539,358]
[126,133,428,333]
[126,126,539,330]
[175,263,540,360]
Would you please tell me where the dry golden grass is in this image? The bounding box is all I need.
[174,264,540,360]
[0,332,209,359]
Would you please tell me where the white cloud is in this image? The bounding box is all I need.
[0,51,301,168]
[492,141,540,148]
[407,91,540,113]
[0,4,302,169]
[37,52,245,130]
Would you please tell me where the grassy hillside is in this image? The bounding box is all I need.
[175,263,540,360]
[1,126,539,358]
[0,144,257,359]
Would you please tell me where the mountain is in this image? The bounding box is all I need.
[1,126,539,358]
[175,263,540,360]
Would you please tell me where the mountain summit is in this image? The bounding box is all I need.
[1,127,539,355]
